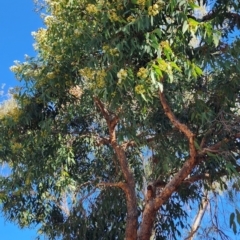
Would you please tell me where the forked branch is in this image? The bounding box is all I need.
[138,90,198,240]
[154,91,197,208]
[94,97,138,240]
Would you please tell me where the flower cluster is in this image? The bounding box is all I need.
[137,0,146,6]
[79,67,95,80]
[8,108,22,122]
[0,98,19,121]
[127,15,136,22]
[102,45,110,52]
[54,55,62,61]
[47,1,61,16]
[135,84,145,94]
[46,72,56,79]
[102,45,119,56]
[44,15,55,27]
[11,142,23,154]
[95,70,107,88]
[160,40,169,48]
[117,69,128,82]
[32,28,52,57]
[74,29,81,36]
[148,4,159,16]
[157,59,170,72]
[137,67,148,79]
[109,48,119,56]
[10,65,21,73]
[79,68,107,89]
[86,4,98,14]
[69,85,82,99]
[32,28,47,45]
[108,10,121,22]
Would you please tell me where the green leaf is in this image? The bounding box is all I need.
[233,222,237,234]
[236,209,240,224]
[158,82,163,92]
[153,28,162,38]
[150,70,156,84]
[194,140,200,150]
[182,20,189,34]
[213,31,221,47]
[140,93,148,102]
[188,18,199,28]
[189,3,200,9]
[168,73,173,83]
[170,62,181,72]
[194,65,203,76]
[230,212,235,228]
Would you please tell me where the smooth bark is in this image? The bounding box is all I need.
[185,192,208,240]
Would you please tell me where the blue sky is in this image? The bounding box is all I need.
[0,1,44,239]
[0,0,43,100]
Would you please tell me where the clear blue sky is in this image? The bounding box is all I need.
[0,1,44,239]
[0,0,43,99]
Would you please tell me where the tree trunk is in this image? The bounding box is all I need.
[138,201,157,240]
[114,145,138,240]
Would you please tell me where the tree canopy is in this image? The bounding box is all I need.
[1,0,240,239]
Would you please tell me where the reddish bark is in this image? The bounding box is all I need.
[94,90,238,239]
[94,93,240,240]
[94,97,138,240]
[138,91,198,239]
[112,144,138,240]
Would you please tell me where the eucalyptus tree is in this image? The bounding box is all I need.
[1,0,240,239]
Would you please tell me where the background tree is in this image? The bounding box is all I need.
[1,0,240,239]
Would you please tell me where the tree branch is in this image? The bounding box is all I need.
[184,173,210,184]
[185,191,209,240]
[94,97,138,240]
[198,132,240,156]
[138,90,197,240]
[98,182,127,191]
[122,135,156,149]
[94,97,119,129]
[158,90,195,141]
[202,11,240,29]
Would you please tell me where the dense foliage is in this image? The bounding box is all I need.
[1,0,240,239]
